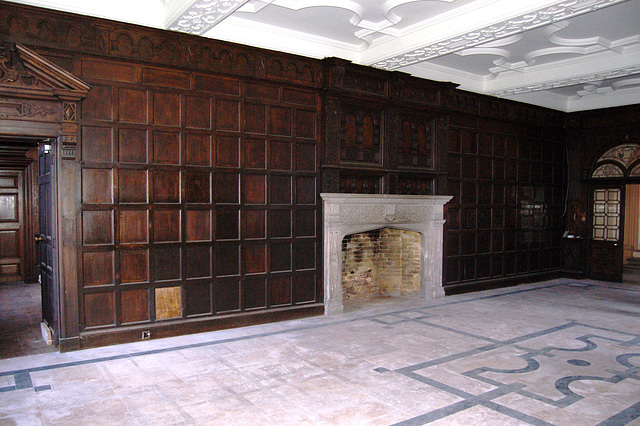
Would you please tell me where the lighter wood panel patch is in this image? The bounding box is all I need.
[155,286,181,320]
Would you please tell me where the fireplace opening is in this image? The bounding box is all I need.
[342,228,421,302]
[321,194,452,315]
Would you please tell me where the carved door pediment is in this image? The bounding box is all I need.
[0,43,90,102]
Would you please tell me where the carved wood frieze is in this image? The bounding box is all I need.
[0,98,58,119]
[396,176,434,195]
[444,89,479,115]
[0,3,322,86]
[445,87,564,128]
[339,174,381,194]
[341,71,387,96]
[391,75,445,107]
[323,58,387,96]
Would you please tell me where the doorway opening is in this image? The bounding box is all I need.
[0,137,57,358]
[588,143,640,283]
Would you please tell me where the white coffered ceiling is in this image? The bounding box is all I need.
[6,0,640,112]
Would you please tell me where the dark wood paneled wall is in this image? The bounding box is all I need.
[320,58,567,293]
[444,92,566,293]
[77,58,322,331]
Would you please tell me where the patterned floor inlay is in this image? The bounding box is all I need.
[391,321,640,425]
[0,279,639,425]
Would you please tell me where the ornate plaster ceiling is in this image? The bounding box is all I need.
[5,0,640,112]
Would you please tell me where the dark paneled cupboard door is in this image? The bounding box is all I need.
[38,144,58,341]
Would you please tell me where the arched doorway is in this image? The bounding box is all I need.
[587,143,640,282]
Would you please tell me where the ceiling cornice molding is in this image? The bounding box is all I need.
[490,65,640,96]
[371,0,629,70]
[166,0,249,34]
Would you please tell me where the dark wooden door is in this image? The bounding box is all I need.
[588,184,625,282]
[38,144,58,341]
[0,170,24,283]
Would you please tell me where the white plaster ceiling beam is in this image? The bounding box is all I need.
[204,15,365,60]
[165,0,251,34]
[381,0,454,26]
[267,0,365,25]
[236,0,274,13]
[262,0,382,46]
[204,0,368,59]
[453,34,526,78]
[612,77,640,91]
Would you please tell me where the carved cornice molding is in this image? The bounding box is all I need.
[167,0,250,34]
[490,65,640,96]
[374,0,628,70]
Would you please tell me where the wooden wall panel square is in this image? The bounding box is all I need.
[82,251,114,287]
[120,250,149,283]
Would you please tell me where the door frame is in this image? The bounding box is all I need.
[0,43,90,350]
[586,181,626,281]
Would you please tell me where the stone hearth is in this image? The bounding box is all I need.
[321,194,452,315]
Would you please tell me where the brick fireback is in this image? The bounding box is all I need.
[342,228,421,301]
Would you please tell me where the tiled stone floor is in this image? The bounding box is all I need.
[1,278,640,425]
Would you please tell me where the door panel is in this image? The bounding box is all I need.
[38,144,58,341]
[588,185,624,282]
[0,171,24,282]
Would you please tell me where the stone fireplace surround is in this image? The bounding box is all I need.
[321,194,452,315]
